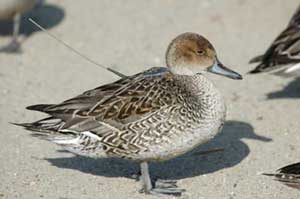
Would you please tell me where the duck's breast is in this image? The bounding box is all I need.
[136,75,226,161]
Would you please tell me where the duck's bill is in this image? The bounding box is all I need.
[209,59,243,80]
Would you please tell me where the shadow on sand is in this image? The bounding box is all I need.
[267,78,300,99]
[45,120,272,180]
[0,3,65,37]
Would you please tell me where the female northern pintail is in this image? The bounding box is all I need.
[264,162,300,190]
[15,32,242,196]
[249,5,300,76]
[0,0,38,52]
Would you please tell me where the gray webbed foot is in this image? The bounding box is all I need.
[139,162,185,197]
[139,178,185,197]
[152,179,185,196]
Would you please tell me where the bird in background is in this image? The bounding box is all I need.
[0,0,40,52]
[249,5,300,76]
[14,32,242,196]
[264,162,300,190]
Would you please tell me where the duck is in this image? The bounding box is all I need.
[264,162,300,190]
[0,0,38,52]
[14,32,242,196]
[249,5,300,76]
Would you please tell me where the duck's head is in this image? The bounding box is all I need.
[166,32,242,79]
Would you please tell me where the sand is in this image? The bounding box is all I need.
[0,0,300,198]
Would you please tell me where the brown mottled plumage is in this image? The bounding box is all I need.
[15,32,242,196]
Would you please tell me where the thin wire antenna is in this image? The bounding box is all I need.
[28,18,126,78]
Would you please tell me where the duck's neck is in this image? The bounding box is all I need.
[175,74,225,120]
[175,74,219,97]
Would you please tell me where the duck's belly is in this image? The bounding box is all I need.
[135,120,224,162]
[118,95,226,161]
[0,0,37,19]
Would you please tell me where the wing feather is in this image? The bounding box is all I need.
[249,6,300,73]
[22,67,176,137]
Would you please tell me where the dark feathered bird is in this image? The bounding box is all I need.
[264,162,300,190]
[249,5,300,75]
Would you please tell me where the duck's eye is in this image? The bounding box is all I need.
[197,50,205,55]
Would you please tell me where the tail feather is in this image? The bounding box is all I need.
[12,117,67,135]
[26,104,82,121]
[285,63,300,74]
[249,55,264,63]
[263,173,300,190]
[249,61,285,74]
[14,118,105,157]
[263,162,300,190]
[278,162,300,175]
[26,104,54,112]
[248,62,267,74]
[58,131,104,157]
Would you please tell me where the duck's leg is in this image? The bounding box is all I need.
[139,162,185,196]
[140,162,153,193]
[0,13,22,53]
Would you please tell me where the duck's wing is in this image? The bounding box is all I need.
[288,5,300,27]
[17,67,176,137]
[263,162,300,190]
[249,6,300,73]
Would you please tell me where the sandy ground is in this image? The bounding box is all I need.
[1,0,300,198]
